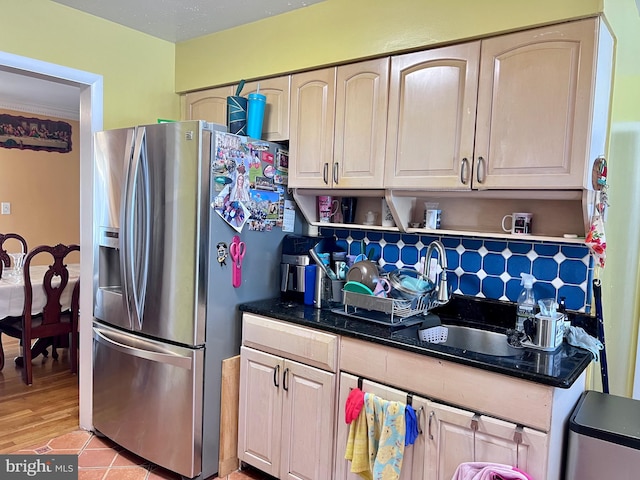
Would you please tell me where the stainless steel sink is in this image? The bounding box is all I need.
[437,324,521,357]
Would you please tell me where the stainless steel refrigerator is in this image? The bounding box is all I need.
[92,120,294,479]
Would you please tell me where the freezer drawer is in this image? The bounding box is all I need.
[565,390,640,479]
[92,323,204,478]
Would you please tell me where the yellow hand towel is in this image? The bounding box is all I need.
[345,407,372,480]
[365,392,406,480]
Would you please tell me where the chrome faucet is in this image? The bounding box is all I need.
[424,240,450,304]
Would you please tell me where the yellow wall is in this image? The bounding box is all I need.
[601,0,640,395]
[0,108,80,254]
[176,0,602,92]
[0,0,179,129]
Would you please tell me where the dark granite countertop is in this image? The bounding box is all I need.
[239,296,594,389]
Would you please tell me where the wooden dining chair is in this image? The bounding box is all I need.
[0,233,28,279]
[0,243,80,385]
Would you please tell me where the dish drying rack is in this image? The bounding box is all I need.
[338,288,445,327]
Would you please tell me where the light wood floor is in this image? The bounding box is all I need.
[0,335,79,453]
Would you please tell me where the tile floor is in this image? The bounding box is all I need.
[13,430,273,480]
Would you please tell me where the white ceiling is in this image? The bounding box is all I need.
[0,0,324,120]
[51,0,324,43]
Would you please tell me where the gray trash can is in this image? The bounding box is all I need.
[565,390,640,479]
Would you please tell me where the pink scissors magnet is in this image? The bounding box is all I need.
[230,235,246,288]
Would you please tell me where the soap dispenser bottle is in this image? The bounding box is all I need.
[516,273,536,335]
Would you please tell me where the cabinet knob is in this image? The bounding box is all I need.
[333,162,339,185]
[323,163,329,184]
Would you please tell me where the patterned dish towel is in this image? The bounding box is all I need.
[346,392,406,480]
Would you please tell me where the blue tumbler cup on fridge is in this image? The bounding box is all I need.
[246,93,266,139]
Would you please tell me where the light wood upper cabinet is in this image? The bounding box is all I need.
[474,17,612,189]
[289,58,389,188]
[334,58,389,188]
[242,77,290,141]
[289,67,336,188]
[384,42,480,189]
[385,17,613,191]
[181,85,233,125]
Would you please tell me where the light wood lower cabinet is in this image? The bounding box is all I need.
[334,373,548,480]
[239,316,583,480]
[238,346,336,480]
[334,373,429,480]
[238,314,339,480]
[426,401,548,479]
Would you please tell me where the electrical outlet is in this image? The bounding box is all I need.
[1,202,10,215]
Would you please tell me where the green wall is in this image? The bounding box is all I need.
[0,0,179,129]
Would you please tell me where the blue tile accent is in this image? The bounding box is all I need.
[459,273,481,295]
[534,243,560,256]
[383,232,401,243]
[562,245,589,259]
[400,245,419,266]
[507,241,533,254]
[382,244,400,264]
[558,284,588,311]
[326,229,592,312]
[535,281,557,301]
[559,259,588,285]
[367,231,383,242]
[506,255,532,278]
[482,276,505,299]
[461,251,482,272]
[484,253,506,276]
[532,257,559,282]
[461,238,484,250]
[485,240,508,253]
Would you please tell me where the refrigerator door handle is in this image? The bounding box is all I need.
[120,128,136,324]
[123,127,151,329]
[93,326,193,370]
[136,127,151,325]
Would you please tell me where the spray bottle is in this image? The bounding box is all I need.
[516,273,536,334]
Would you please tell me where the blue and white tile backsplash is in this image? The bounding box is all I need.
[320,227,594,313]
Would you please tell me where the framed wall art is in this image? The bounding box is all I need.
[0,113,72,153]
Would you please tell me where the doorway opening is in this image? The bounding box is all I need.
[0,51,102,430]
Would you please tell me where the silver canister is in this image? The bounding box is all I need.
[314,266,345,309]
[533,313,566,351]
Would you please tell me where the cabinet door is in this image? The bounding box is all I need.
[243,77,290,141]
[474,18,598,189]
[280,359,336,480]
[426,401,548,480]
[289,67,336,188]
[334,58,389,188]
[238,346,283,477]
[334,373,427,480]
[385,42,480,189]
[474,415,548,480]
[182,86,234,125]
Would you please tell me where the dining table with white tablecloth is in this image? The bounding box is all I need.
[0,263,80,319]
[0,263,80,364]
